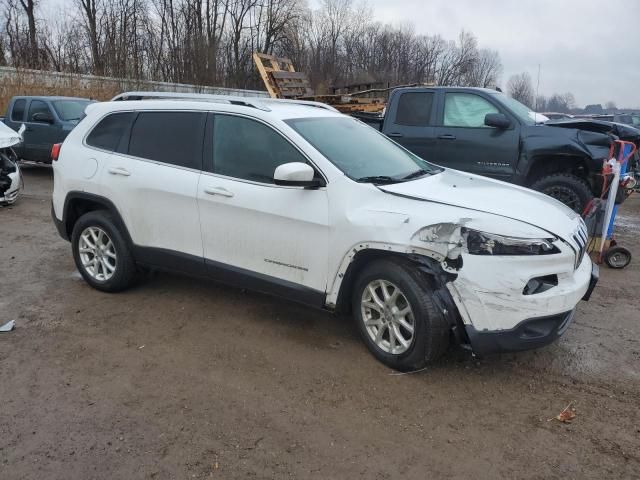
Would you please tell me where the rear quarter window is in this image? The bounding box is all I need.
[395,92,434,126]
[127,111,205,169]
[86,112,136,151]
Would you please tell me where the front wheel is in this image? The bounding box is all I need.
[352,259,449,371]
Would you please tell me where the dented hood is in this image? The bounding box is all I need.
[378,169,580,238]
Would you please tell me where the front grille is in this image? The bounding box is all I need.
[570,220,588,269]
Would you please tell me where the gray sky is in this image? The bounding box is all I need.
[364,0,640,108]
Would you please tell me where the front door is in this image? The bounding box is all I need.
[24,99,59,162]
[197,113,329,304]
[433,92,519,180]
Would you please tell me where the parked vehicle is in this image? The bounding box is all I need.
[2,96,94,163]
[613,113,640,128]
[0,122,23,205]
[51,92,598,370]
[356,87,639,213]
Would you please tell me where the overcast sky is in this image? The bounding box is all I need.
[362,0,640,108]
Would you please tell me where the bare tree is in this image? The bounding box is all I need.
[507,71,534,108]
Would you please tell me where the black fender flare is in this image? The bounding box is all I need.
[60,191,134,248]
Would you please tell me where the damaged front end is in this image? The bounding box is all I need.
[0,123,24,206]
[408,219,594,356]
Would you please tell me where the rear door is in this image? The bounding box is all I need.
[23,99,59,161]
[433,92,520,180]
[382,89,437,162]
[99,110,206,272]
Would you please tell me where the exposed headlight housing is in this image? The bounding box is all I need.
[463,228,560,256]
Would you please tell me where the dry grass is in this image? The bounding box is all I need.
[0,72,121,114]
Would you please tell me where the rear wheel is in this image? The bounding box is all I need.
[531,173,593,213]
[352,259,449,371]
[71,211,136,292]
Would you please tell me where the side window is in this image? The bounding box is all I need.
[28,100,53,122]
[11,99,26,122]
[444,93,499,128]
[86,112,135,151]
[213,115,307,183]
[128,111,205,169]
[395,92,434,126]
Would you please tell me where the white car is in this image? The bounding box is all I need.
[0,122,23,205]
[51,92,598,370]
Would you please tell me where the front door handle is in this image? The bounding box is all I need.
[387,132,404,138]
[108,167,131,176]
[437,134,456,140]
[204,186,234,198]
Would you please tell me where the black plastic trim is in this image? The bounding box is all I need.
[465,309,576,356]
[205,258,325,308]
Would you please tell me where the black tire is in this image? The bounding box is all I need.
[604,246,632,269]
[530,173,593,213]
[352,259,449,371]
[71,210,137,292]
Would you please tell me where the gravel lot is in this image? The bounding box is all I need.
[1,165,639,479]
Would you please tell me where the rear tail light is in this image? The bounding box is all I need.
[51,143,61,161]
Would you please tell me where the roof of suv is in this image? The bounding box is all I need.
[98,91,343,121]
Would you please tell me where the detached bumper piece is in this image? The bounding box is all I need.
[465,309,576,356]
[582,263,599,301]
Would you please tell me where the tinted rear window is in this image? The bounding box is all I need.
[128,111,205,169]
[395,92,433,126]
[86,112,135,151]
[11,99,26,122]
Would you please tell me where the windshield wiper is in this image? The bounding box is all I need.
[402,169,432,180]
[355,175,399,185]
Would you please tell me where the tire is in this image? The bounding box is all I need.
[71,210,137,292]
[352,259,449,371]
[604,246,632,269]
[530,173,593,213]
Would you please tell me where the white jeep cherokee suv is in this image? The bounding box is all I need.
[52,92,598,370]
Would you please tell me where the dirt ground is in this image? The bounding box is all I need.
[1,165,639,480]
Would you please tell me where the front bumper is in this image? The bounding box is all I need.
[460,262,598,355]
[465,309,576,355]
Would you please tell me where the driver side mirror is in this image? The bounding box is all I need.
[484,113,511,129]
[32,112,54,124]
[274,162,324,188]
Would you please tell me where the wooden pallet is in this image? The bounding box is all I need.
[253,52,314,99]
[253,51,389,114]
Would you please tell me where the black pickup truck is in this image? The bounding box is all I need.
[357,87,640,212]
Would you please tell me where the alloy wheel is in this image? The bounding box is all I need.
[78,226,117,281]
[361,279,415,354]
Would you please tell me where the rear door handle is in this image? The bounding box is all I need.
[437,134,456,140]
[387,132,404,138]
[107,167,131,176]
[204,186,234,198]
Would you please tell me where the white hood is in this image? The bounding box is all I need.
[0,122,23,148]
[379,169,580,240]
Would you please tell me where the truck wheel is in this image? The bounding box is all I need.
[71,211,137,292]
[531,173,593,213]
[352,259,449,371]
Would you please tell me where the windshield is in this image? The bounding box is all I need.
[52,100,92,121]
[285,117,440,183]
[490,93,537,125]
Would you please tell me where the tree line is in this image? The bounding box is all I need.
[0,0,503,93]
